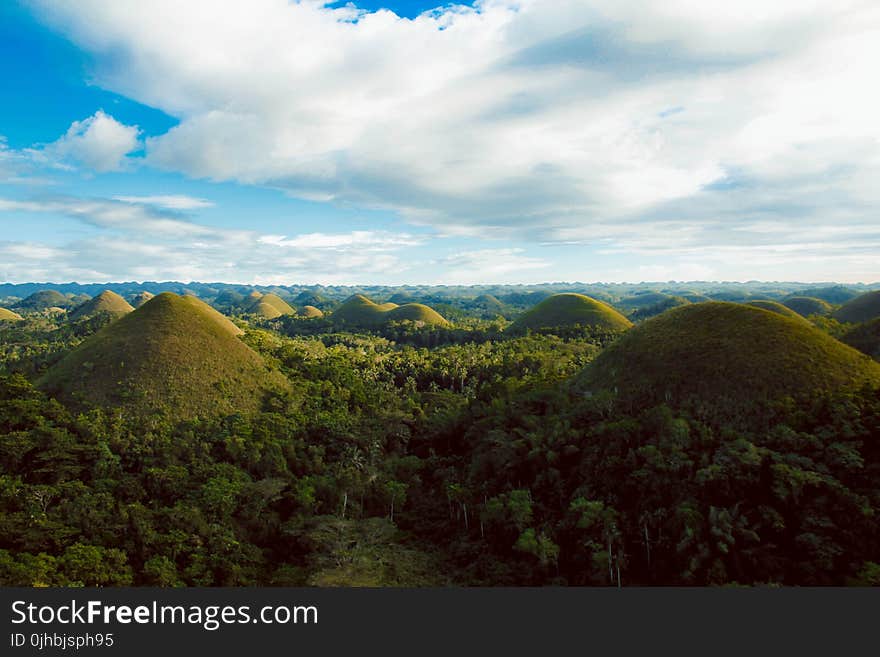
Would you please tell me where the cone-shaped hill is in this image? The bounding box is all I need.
[331,294,448,328]
[15,289,70,311]
[578,303,880,424]
[833,291,880,324]
[299,305,324,318]
[39,293,290,419]
[131,291,155,307]
[248,293,295,319]
[508,293,632,334]
[841,318,880,361]
[746,300,811,324]
[783,296,833,317]
[0,307,23,322]
[69,290,134,320]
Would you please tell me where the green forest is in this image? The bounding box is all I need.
[1,282,879,587]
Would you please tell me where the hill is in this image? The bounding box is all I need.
[796,285,860,304]
[746,300,811,324]
[0,308,23,322]
[299,305,324,318]
[130,291,155,307]
[508,293,632,334]
[69,290,134,320]
[331,295,448,328]
[629,296,690,321]
[386,303,450,326]
[15,289,70,311]
[783,296,833,317]
[248,293,295,319]
[579,302,880,424]
[833,291,880,324]
[615,292,672,311]
[39,293,289,419]
[841,318,880,361]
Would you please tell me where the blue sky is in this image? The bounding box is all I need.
[1,0,878,284]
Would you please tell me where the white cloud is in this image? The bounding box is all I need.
[436,247,550,284]
[112,194,214,209]
[257,231,423,250]
[36,110,140,173]
[19,0,880,279]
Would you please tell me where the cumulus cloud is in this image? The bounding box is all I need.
[20,0,880,278]
[436,248,550,284]
[36,110,140,172]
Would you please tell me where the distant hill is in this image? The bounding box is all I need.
[299,305,324,318]
[39,293,289,419]
[248,293,295,319]
[796,285,860,304]
[833,291,880,324]
[615,292,672,311]
[0,308,23,322]
[15,290,70,311]
[840,318,880,361]
[332,294,448,328]
[387,291,415,304]
[69,290,134,320]
[508,293,632,334]
[130,291,155,308]
[783,296,833,317]
[579,302,880,425]
[629,296,690,321]
[746,300,811,324]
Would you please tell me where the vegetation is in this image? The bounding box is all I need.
[249,293,296,319]
[331,295,449,329]
[841,318,880,361]
[508,293,632,334]
[2,284,880,588]
[15,290,71,311]
[69,290,134,320]
[130,291,155,307]
[746,300,812,324]
[38,293,290,420]
[579,302,880,426]
[0,308,23,322]
[834,291,880,324]
[783,296,834,317]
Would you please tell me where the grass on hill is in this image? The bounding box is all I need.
[14,290,70,311]
[833,290,880,324]
[783,296,833,317]
[39,292,290,419]
[69,290,134,320]
[841,318,880,361]
[331,294,449,328]
[0,307,23,321]
[578,302,880,425]
[746,300,812,324]
[508,293,632,334]
[130,291,155,307]
[299,305,324,318]
[249,293,296,319]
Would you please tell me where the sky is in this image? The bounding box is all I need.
[1,0,879,285]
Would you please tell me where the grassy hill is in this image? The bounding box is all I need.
[386,303,449,326]
[833,291,880,324]
[299,305,324,318]
[130,291,155,307]
[331,294,448,328]
[841,318,880,361]
[746,300,811,324]
[615,292,672,311]
[579,302,880,424]
[248,293,295,319]
[39,292,289,419]
[15,289,70,311]
[0,307,23,322]
[783,296,833,317]
[508,293,632,334]
[69,290,134,320]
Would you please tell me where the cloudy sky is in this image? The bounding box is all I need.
[1,0,879,284]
